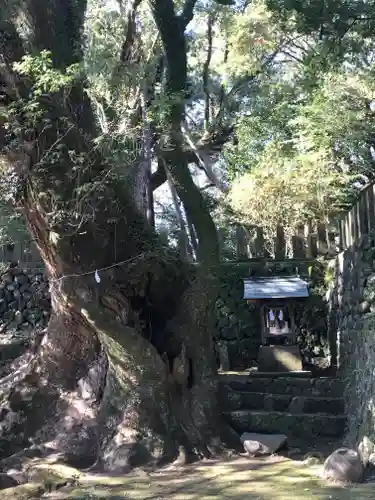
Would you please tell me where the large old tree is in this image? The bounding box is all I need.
[0,0,241,469]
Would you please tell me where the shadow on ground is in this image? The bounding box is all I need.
[6,454,374,500]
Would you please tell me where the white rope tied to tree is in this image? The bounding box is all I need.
[49,252,149,285]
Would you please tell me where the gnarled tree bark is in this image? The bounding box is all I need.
[0,0,240,471]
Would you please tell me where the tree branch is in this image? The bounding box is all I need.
[151,147,206,192]
[150,0,219,264]
[120,0,143,63]
[185,212,198,258]
[164,162,194,261]
[181,121,229,193]
[152,125,234,192]
[217,38,229,126]
[280,49,304,63]
[151,158,167,191]
[201,183,215,191]
[180,0,199,30]
[203,14,214,131]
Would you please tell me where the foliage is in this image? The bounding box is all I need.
[2,0,375,261]
[222,0,375,248]
[0,50,82,250]
[13,50,81,94]
[229,144,348,252]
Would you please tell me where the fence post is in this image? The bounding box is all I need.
[275,224,286,259]
[338,219,345,251]
[305,222,317,258]
[327,231,336,255]
[317,223,328,255]
[352,204,359,241]
[292,224,305,258]
[347,209,353,247]
[359,190,368,235]
[236,225,249,260]
[366,185,375,231]
[308,234,318,258]
[254,226,265,258]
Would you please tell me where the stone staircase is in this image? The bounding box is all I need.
[219,373,346,439]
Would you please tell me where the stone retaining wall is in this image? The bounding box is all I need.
[329,232,375,464]
[0,265,50,331]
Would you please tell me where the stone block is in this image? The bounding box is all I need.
[358,435,375,466]
[242,325,258,338]
[222,374,344,401]
[270,376,313,396]
[313,378,344,398]
[216,342,230,371]
[240,392,266,410]
[226,339,259,371]
[220,327,237,340]
[258,345,303,373]
[288,396,305,414]
[228,376,273,393]
[225,410,346,438]
[358,301,371,314]
[218,385,242,411]
[303,396,344,415]
[240,432,287,456]
[264,394,292,412]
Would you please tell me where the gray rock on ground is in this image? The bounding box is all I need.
[322,447,364,483]
[240,432,287,456]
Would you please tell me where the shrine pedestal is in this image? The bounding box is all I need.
[258,345,303,373]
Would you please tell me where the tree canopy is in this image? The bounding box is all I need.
[2,0,375,257]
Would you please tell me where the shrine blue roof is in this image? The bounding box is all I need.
[243,276,309,300]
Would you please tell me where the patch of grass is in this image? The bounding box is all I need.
[2,482,45,499]
[17,456,375,500]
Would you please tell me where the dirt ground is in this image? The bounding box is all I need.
[4,454,375,500]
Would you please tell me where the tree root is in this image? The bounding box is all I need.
[0,282,240,473]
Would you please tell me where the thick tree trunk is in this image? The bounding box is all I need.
[15,197,238,470]
[0,177,239,470]
[0,0,239,471]
[0,117,238,473]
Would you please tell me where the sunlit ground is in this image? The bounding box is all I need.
[4,455,375,500]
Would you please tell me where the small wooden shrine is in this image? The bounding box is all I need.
[243,276,309,373]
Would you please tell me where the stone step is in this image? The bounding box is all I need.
[220,389,345,415]
[224,410,346,438]
[219,374,343,398]
[248,370,313,378]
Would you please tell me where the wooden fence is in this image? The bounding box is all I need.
[233,223,338,260]
[1,183,374,266]
[233,183,375,260]
[337,183,375,250]
[0,226,340,265]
